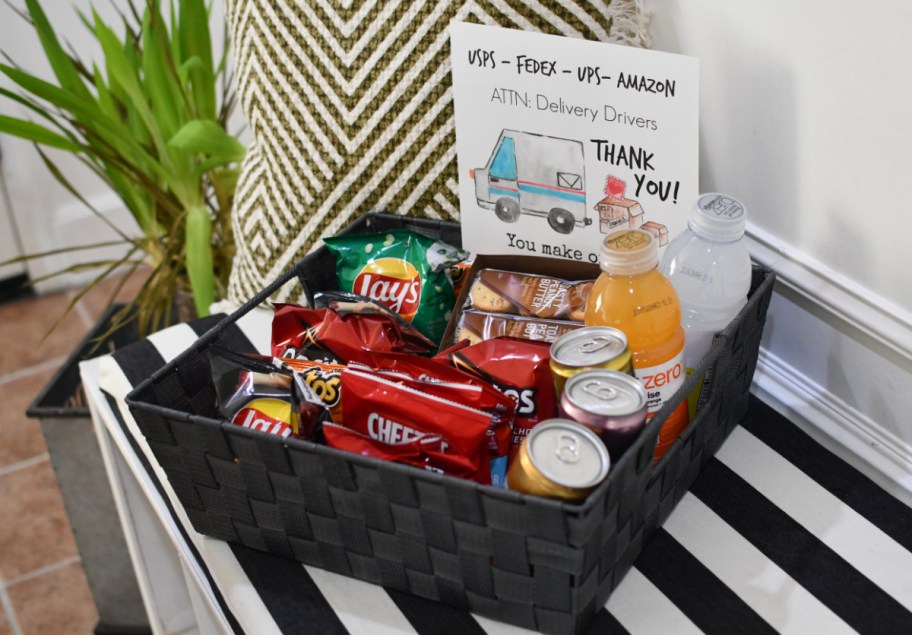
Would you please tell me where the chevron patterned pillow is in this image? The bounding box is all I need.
[224,0,651,305]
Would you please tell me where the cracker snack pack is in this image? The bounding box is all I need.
[324,229,468,345]
[467,269,593,321]
[454,310,584,346]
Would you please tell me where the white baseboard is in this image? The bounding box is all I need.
[745,224,912,362]
[743,223,912,505]
[752,334,912,507]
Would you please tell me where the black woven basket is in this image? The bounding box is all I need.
[126,212,775,635]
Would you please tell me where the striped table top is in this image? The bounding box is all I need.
[96,312,912,634]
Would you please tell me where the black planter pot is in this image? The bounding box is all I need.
[27,303,151,635]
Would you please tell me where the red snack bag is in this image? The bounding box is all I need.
[339,367,496,485]
[357,353,514,483]
[275,357,346,424]
[358,353,514,421]
[322,423,482,480]
[271,304,434,365]
[437,337,557,465]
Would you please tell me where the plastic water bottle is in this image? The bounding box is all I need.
[659,193,752,419]
[584,229,688,461]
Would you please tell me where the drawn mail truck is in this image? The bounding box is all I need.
[472,130,591,234]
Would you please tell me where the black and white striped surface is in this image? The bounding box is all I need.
[94,311,912,634]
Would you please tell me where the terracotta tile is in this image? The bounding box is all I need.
[6,560,98,635]
[78,266,151,323]
[0,292,89,376]
[0,461,78,580]
[0,368,53,469]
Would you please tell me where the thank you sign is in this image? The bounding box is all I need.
[450,22,699,262]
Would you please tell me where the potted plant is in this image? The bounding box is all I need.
[2,1,245,631]
[0,0,245,337]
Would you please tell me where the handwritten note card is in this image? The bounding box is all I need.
[450,22,699,262]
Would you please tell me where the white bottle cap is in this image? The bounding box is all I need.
[599,229,658,274]
[690,193,747,241]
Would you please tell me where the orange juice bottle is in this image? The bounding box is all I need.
[584,229,688,460]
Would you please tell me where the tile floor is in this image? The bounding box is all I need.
[0,271,148,635]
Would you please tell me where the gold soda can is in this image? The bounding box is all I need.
[550,326,633,396]
[506,418,610,502]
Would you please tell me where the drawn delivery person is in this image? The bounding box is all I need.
[471,130,592,234]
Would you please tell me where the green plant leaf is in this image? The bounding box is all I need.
[91,63,118,119]
[0,84,54,124]
[169,0,181,62]
[23,0,92,102]
[0,63,104,127]
[121,24,153,149]
[101,166,156,235]
[140,5,182,140]
[185,205,214,317]
[139,4,197,201]
[0,115,81,152]
[168,119,245,163]
[30,256,144,281]
[179,0,215,119]
[122,0,143,36]
[176,55,203,86]
[0,63,161,177]
[93,9,166,158]
[74,6,94,34]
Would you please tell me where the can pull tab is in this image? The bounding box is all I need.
[556,433,580,464]
[582,380,617,401]
[578,336,612,355]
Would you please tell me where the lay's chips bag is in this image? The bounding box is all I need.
[323,229,468,346]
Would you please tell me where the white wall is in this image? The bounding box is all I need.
[646,0,912,494]
[0,164,26,280]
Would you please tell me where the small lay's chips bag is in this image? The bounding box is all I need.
[323,229,468,345]
[208,346,330,440]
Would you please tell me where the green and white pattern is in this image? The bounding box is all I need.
[225,0,650,304]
